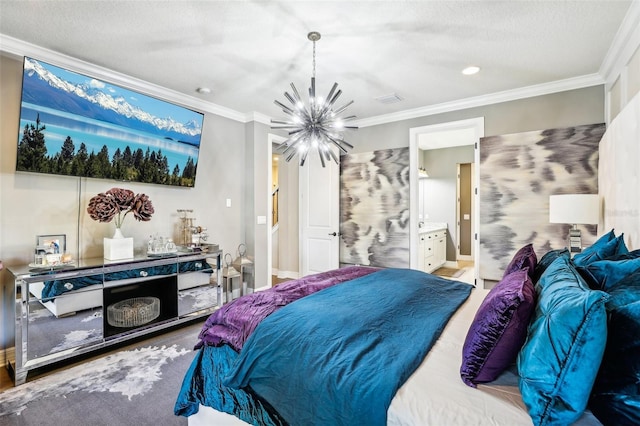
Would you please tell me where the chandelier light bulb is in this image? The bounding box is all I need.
[271,31,358,167]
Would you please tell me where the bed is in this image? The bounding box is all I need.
[174,267,525,425]
[176,237,640,425]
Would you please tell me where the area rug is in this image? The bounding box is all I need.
[0,320,204,426]
[433,267,466,278]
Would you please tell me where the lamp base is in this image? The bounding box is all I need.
[569,227,582,253]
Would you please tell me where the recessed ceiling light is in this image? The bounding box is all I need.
[462,66,480,75]
[196,87,211,94]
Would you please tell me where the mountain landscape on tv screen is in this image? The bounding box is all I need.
[16,57,204,187]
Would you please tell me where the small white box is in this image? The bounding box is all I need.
[104,237,134,260]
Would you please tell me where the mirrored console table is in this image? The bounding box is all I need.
[5,250,222,386]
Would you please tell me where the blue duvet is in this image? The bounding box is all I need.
[223,268,472,425]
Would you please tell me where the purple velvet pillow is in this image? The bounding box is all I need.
[461,268,536,387]
[504,243,537,279]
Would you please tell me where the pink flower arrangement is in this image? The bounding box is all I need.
[87,188,154,227]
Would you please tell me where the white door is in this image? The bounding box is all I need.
[299,151,340,276]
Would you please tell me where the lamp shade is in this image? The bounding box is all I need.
[549,194,599,224]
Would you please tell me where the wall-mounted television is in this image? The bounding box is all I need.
[16,57,204,187]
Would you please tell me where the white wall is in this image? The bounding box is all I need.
[601,0,640,249]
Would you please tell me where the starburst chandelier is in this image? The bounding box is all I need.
[271,31,358,167]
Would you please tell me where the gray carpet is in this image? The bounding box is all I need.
[0,320,203,426]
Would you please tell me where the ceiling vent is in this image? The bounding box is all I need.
[375,93,403,104]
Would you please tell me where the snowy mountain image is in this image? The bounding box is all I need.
[16,57,204,187]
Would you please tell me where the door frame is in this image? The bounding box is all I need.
[266,133,285,284]
[409,117,484,281]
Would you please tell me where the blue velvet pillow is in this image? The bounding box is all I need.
[573,233,628,266]
[572,233,629,267]
[591,229,616,248]
[577,256,640,291]
[532,248,570,284]
[607,248,640,260]
[461,268,536,387]
[589,269,640,426]
[503,244,537,279]
[517,256,609,425]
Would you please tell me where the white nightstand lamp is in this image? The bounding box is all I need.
[549,194,599,253]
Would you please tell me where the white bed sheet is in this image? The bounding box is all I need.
[187,286,601,425]
[387,287,532,425]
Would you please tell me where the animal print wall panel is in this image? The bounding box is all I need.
[479,123,605,281]
[599,92,640,250]
[340,147,410,268]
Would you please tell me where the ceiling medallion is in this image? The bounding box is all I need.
[271,31,358,167]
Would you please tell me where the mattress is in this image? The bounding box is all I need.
[187,286,602,425]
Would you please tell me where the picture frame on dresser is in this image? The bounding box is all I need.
[34,234,66,266]
[35,234,66,254]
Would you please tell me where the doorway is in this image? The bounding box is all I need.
[269,135,303,282]
[457,162,474,261]
[409,118,484,280]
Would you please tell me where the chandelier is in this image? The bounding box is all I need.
[271,31,358,167]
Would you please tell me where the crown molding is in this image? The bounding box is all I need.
[354,73,604,128]
[0,33,248,123]
[1,32,609,129]
[246,111,272,125]
[599,0,640,88]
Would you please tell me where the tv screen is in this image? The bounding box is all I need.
[16,57,204,187]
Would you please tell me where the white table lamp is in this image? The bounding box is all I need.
[549,194,599,253]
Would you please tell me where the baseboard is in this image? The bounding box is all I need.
[444,261,458,269]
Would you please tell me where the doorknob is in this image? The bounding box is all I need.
[328,232,337,236]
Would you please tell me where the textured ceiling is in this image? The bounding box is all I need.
[0,1,633,121]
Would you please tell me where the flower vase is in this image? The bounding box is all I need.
[112,227,125,239]
[104,227,134,260]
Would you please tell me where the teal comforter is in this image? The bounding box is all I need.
[175,268,471,425]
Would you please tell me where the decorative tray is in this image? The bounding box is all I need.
[28,261,75,270]
[147,249,178,257]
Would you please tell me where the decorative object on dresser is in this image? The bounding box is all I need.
[177,209,212,251]
[5,250,222,386]
[33,234,70,267]
[549,194,600,253]
[87,187,154,260]
[271,31,358,167]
